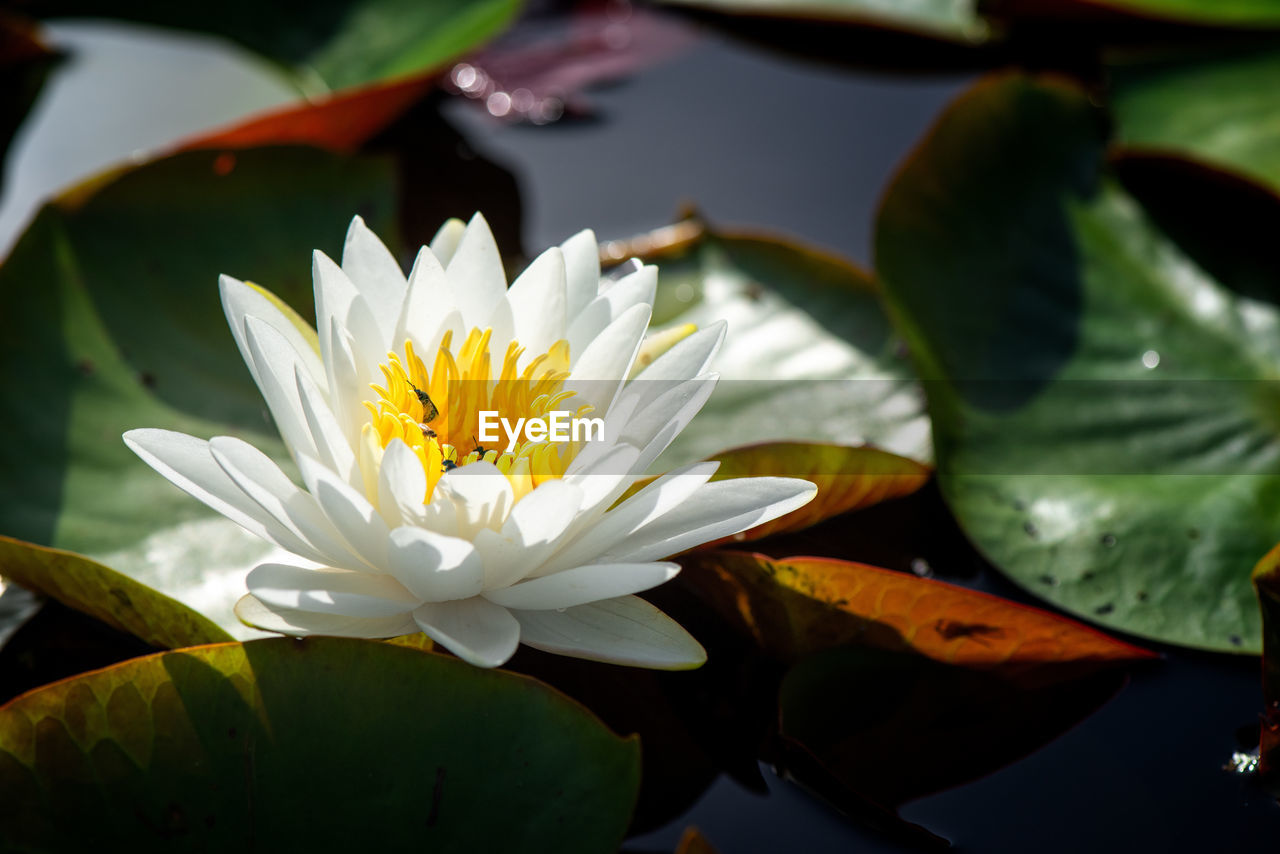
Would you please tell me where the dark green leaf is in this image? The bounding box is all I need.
[0,637,640,851]
[1112,46,1280,194]
[876,74,1280,652]
[0,147,398,638]
[25,0,521,90]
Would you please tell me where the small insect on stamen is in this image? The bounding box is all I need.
[410,382,439,438]
[441,459,458,473]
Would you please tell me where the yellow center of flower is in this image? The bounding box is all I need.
[361,328,591,504]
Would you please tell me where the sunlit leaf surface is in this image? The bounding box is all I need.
[676,551,1154,668]
[628,222,931,468]
[705,441,929,544]
[0,536,230,649]
[876,73,1280,652]
[0,638,640,852]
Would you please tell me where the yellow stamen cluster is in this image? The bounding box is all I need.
[362,328,592,504]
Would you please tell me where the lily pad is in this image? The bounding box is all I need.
[658,0,992,44]
[24,0,521,91]
[875,73,1280,652]
[0,146,399,638]
[1111,46,1280,195]
[1047,0,1280,27]
[0,536,230,649]
[675,551,1154,667]
[0,637,640,852]
[629,221,931,467]
[706,441,930,544]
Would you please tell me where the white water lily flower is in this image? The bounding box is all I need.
[124,214,816,668]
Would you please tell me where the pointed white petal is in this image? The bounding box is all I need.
[566,265,657,358]
[209,436,368,571]
[124,428,306,552]
[444,212,507,330]
[435,462,514,537]
[296,454,392,570]
[294,365,358,488]
[563,303,651,416]
[614,373,717,454]
[513,596,705,670]
[506,246,567,356]
[236,593,419,637]
[486,562,678,610]
[376,439,428,528]
[388,526,484,602]
[601,478,817,562]
[633,321,726,384]
[413,598,520,668]
[247,563,416,616]
[394,246,452,350]
[314,249,387,360]
[537,462,717,573]
[429,217,467,265]
[220,275,326,394]
[242,315,322,463]
[561,228,600,322]
[342,215,406,341]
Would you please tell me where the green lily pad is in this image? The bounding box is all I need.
[1059,0,1280,26]
[0,536,230,649]
[875,73,1280,652]
[1112,46,1280,194]
[0,637,640,851]
[0,147,399,639]
[659,0,990,43]
[634,222,931,468]
[23,0,520,91]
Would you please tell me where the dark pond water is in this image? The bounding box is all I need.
[2,10,1279,853]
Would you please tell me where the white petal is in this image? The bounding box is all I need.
[314,249,387,362]
[394,246,452,350]
[486,562,678,610]
[247,563,417,617]
[566,265,657,358]
[413,598,520,668]
[208,436,368,571]
[429,217,467,265]
[294,364,358,488]
[563,303,651,417]
[219,275,326,394]
[513,596,705,670]
[376,439,428,528]
[296,454,392,570]
[600,477,817,562]
[444,212,507,330]
[324,316,370,444]
[632,321,726,385]
[474,479,583,589]
[561,228,600,322]
[388,526,484,602]
[242,315,321,463]
[506,246,567,355]
[342,215,407,341]
[537,462,717,573]
[435,462,514,537]
[236,593,419,638]
[611,374,717,453]
[124,429,304,553]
